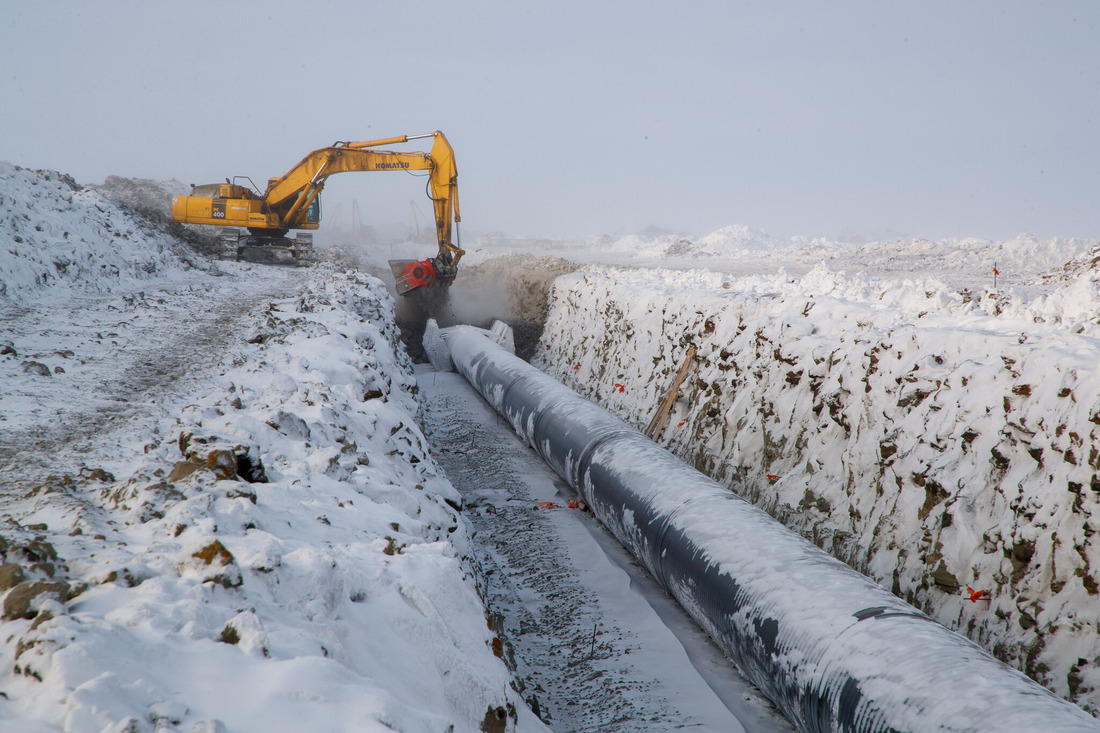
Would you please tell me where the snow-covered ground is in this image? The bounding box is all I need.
[6,157,1100,729]
[460,224,1097,297]
[0,165,540,732]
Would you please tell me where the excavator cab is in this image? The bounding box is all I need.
[305,195,320,224]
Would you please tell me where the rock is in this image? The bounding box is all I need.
[180,540,242,588]
[219,624,240,645]
[78,467,115,482]
[220,609,268,656]
[193,540,233,566]
[931,563,960,590]
[21,361,51,377]
[206,450,238,481]
[168,460,203,483]
[0,564,26,591]
[177,430,267,484]
[30,562,55,578]
[25,474,77,498]
[265,410,311,440]
[28,609,54,632]
[2,580,70,620]
[13,537,59,564]
[0,341,16,356]
[480,705,511,733]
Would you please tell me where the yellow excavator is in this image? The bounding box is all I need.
[170,131,463,294]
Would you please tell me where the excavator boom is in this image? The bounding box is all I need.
[171,131,463,292]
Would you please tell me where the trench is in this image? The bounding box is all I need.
[419,363,792,732]
[436,325,1099,733]
[393,253,576,364]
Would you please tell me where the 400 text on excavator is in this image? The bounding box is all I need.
[170,131,463,295]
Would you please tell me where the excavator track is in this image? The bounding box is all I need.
[220,229,313,267]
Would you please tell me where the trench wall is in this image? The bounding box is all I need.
[534,265,1100,713]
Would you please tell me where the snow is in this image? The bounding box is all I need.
[0,162,208,305]
[0,165,541,732]
[464,225,1098,296]
[534,251,1100,714]
[5,153,1100,728]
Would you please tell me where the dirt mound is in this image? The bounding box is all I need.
[94,176,220,258]
[1039,242,1100,288]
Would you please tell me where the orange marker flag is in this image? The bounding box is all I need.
[965,586,987,603]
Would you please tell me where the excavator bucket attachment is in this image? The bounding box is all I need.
[389,259,437,295]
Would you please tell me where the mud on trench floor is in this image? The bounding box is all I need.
[418,364,792,733]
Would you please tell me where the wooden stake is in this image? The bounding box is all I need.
[646,345,696,441]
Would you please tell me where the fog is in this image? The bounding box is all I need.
[3,2,1099,243]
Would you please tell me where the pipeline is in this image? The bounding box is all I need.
[435,323,1098,733]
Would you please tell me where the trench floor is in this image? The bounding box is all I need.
[417,364,793,733]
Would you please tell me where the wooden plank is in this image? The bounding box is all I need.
[645,345,696,441]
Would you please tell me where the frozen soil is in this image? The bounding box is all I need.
[0,167,542,731]
[0,263,540,732]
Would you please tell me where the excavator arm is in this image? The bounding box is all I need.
[171,131,463,292]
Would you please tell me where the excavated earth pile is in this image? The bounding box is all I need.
[0,164,542,731]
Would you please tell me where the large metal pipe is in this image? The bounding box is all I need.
[438,324,1098,733]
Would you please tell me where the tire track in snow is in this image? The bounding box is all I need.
[0,267,301,495]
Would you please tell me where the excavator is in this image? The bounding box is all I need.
[170,131,463,294]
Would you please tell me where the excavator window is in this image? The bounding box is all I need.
[306,196,321,224]
[189,184,222,197]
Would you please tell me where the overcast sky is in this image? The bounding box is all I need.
[2,2,1098,242]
